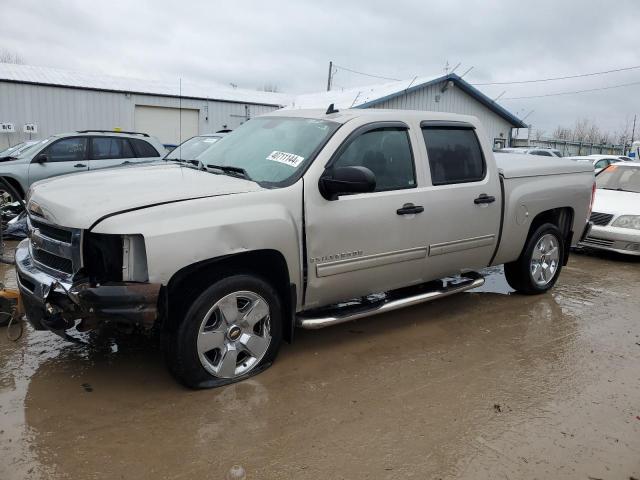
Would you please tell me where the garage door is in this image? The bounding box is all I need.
[134,105,199,144]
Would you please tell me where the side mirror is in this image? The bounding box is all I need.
[35,153,47,164]
[319,166,376,201]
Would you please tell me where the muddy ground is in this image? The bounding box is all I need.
[0,245,639,480]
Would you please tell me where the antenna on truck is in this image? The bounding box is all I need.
[326,103,339,115]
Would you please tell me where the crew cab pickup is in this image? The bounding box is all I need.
[16,109,595,388]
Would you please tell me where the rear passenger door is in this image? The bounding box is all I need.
[418,122,501,279]
[28,137,89,187]
[88,136,136,170]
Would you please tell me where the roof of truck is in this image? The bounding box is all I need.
[266,108,482,125]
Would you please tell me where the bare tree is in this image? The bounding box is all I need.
[258,83,280,93]
[0,49,24,64]
[534,128,545,141]
[552,126,572,140]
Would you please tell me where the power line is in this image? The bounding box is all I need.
[472,65,640,85]
[333,64,401,82]
[503,79,640,100]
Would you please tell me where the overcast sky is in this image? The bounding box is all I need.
[2,0,639,137]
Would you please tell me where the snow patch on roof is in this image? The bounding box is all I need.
[0,63,289,106]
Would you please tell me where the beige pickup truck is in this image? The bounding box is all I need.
[16,108,595,388]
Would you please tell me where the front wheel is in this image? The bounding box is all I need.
[166,274,283,388]
[504,223,564,295]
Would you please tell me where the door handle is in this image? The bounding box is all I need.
[474,193,496,205]
[74,163,86,168]
[121,161,131,165]
[397,203,424,215]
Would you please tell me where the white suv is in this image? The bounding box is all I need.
[0,130,165,201]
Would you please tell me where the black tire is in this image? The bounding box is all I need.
[504,223,564,295]
[166,274,283,389]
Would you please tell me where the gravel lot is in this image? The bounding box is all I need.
[1,246,639,479]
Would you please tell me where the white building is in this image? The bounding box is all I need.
[0,64,526,149]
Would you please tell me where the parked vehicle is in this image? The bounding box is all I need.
[580,162,640,255]
[567,155,622,174]
[16,109,594,388]
[164,133,226,162]
[498,147,563,157]
[0,130,165,201]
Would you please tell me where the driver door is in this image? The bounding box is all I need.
[28,137,89,187]
[303,122,429,308]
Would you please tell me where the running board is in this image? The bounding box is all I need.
[297,272,485,330]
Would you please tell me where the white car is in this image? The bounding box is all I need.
[567,155,623,174]
[580,162,640,255]
[499,147,563,157]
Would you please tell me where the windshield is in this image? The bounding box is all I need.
[15,138,51,158]
[0,142,26,157]
[165,135,222,160]
[196,116,340,186]
[596,165,640,193]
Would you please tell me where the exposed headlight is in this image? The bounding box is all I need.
[612,215,640,230]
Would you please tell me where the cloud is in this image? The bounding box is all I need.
[2,0,639,134]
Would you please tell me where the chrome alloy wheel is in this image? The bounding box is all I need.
[530,233,560,287]
[197,291,272,379]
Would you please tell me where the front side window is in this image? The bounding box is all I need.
[91,137,135,160]
[331,127,415,191]
[44,137,87,162]
[422,127,485,185]
[197,117,340,186]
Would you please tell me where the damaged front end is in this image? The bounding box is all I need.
[15,216,162,341]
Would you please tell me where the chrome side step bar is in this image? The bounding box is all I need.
[297,272,485,330]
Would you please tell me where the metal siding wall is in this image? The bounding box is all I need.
[371,82,514,146]
[0,81,280,148]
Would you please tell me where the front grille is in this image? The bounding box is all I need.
[27,215,81,277]
[32,248,73,274]
[582,236,614,247]
[31,219,73,243]
[590,212,614,226]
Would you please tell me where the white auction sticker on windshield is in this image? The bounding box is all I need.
[266,151,305,168]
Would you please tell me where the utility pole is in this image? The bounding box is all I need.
[326,61,333,92]
[632,114,637,144]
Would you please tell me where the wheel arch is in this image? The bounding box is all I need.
[0,175,25,199]
[526,207,574,265]
[165,249,296,343]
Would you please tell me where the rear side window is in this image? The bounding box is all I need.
[533,150,553,157]
[90,137,135,160]
[422,127,485,185]
[332,127,416,191]
[44,137,87,162]
[130,138,160,158]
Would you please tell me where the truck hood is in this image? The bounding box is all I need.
[592,188,640,216]
[495,153,595,178]
[28,162,263,229]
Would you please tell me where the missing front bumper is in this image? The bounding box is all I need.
[15,239,161,334]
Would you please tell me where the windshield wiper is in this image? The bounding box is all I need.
[205,164,252,181]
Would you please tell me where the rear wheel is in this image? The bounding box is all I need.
[166,274,282,388]
[505,223,564,295]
